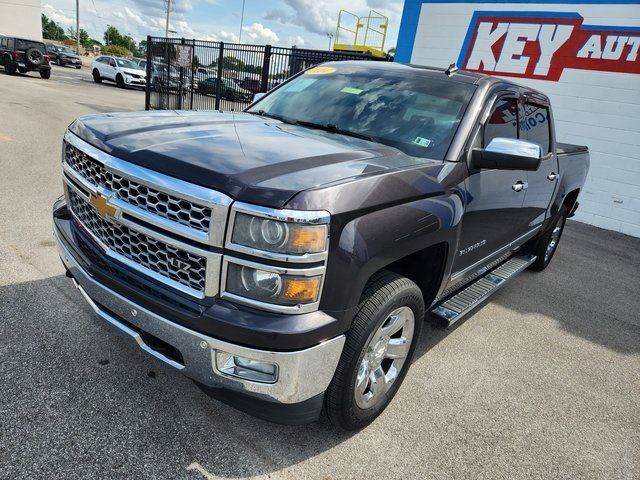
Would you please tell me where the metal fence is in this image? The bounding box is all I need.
[144,36,388,111]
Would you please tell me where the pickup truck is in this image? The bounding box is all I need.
[52,61,589,430]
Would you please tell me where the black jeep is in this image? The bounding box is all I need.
[0,35,52,79]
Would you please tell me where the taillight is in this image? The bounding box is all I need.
[13,51,21,60]
[44,55,50,62]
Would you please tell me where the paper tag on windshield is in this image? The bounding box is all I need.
[414,137,432,147]
[341,87,363,95]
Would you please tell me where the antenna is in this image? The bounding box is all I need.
[445,63,458,76]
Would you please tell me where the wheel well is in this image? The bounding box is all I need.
[563,188,580,213]
[378,243,448,307]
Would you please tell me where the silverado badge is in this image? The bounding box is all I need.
[89,193,118,219]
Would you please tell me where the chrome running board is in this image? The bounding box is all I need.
[430,253,536,327]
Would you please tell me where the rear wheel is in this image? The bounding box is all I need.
[116,74,125,88]
[526,205,568,271]
[325,271,424,430]
[18,67,27,74]
[40,69,51,79]
[75,65,81,69]
[92,69,102,83]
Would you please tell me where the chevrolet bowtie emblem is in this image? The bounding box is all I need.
[89,193,118,218]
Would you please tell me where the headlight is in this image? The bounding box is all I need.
[225,262,322,307]
[231,212,327,255]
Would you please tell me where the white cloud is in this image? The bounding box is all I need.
[242,22,279,45]
[285,35,305,47]
[43,4,75,27]
[218,30,240,43]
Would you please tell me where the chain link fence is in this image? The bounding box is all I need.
[144,36,389,111]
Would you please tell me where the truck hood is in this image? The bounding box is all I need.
[69,110,438,208]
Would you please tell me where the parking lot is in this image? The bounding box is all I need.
[0,65,639,479]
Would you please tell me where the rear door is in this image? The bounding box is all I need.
[520,102,559,229]
[452,95,530,275]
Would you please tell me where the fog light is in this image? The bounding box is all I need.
[216,351,278,383]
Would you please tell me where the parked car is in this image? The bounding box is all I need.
[198,77,253,102]
[91,56,146,88]
[238,77,261,94]
[53,61,589,430]
[46,44,81,68]
[0,35,51,78]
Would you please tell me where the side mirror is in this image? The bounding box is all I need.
[253,92,266,102]
[471,137,543,171]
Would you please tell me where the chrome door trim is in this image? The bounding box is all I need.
[449,226,541,284]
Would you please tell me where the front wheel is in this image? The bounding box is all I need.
[5,61,16,75]
[116,74,125,88]
[325,271,424,430]
[526,205,568,271]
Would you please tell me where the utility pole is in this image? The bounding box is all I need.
[238,0,245,43]
[326,32,333,51]
[76,0,80,54]
[165,0,172,38]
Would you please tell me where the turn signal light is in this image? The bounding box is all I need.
[282,277,321,302]
[289,226,327,253]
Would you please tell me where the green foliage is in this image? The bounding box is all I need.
[221,56,261,74]
[42,14,67,41]
[103,26,139,56]
[101,44,131,57]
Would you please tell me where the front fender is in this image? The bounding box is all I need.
[319,193,463,316]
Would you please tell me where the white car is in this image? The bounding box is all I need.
[91,56,146,89]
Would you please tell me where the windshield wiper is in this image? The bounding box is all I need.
[293,120,375,142]
[252,110,296,125]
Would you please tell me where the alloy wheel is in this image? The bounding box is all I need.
[354,306,415,409]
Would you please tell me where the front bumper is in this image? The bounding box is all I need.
[53,213,345,410]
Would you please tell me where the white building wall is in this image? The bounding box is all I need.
[0,0,42,41]
[398,2,640,237]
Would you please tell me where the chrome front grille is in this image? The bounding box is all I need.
[68,189,207,293]
[65,142,212,233]
[62,130,231,299]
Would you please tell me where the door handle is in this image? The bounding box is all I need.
[512,181,528,192]
[547,172,558,181]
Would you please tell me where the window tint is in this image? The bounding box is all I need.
[523,103,551,153]
[109,59,116,67]
[484,98,518,146]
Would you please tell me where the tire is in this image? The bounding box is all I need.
[75,65,81,69]
[40,69,51,79]
[92,69,102,83]
[116,74,125,88]
[25,47,44,67]
[526,205,568,271]
[18,67,27,74]
[5,60,16,75]
[325,270,424,430]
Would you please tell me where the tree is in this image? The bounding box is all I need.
[42,14,67,41]
[138,40,147,56]
[192,54,201,68]
[104,25,124,46]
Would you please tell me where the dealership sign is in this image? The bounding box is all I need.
[457,11,640,81]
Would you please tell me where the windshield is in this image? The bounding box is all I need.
[59,46,75,54]
[116,58,139,69]
[247,64,475,159]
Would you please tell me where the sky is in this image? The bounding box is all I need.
[42,0,405,50]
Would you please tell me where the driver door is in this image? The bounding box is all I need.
[452,95,530,276]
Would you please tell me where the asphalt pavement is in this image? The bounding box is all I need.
[0,65,639,480]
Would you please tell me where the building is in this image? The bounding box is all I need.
[0,0,42,41]
[395,0,640,237]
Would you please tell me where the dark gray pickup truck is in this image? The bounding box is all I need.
[53,61,589,430]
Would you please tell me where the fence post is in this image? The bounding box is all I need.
[190,38,195,110]
[215,41,224,110]
[178,38,185,110]
[145,35,152,110]
[260,44,272,92]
